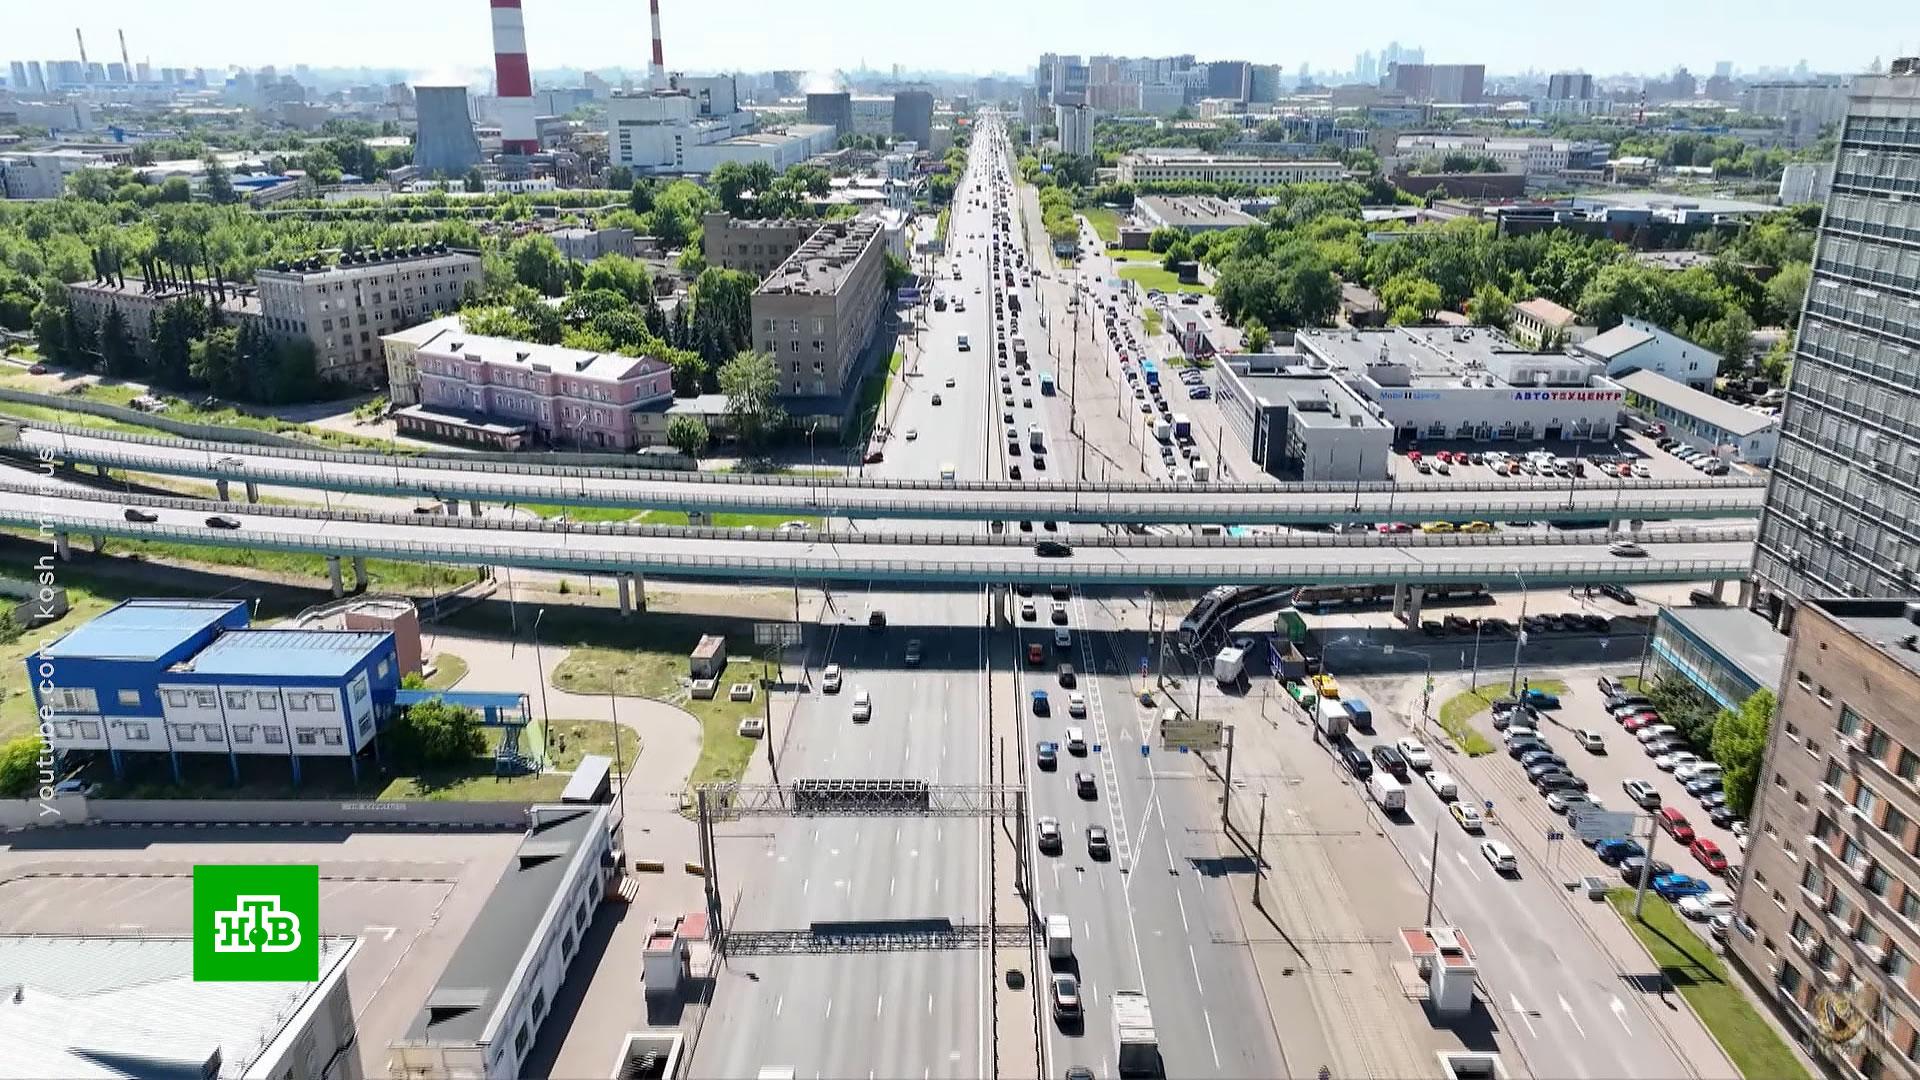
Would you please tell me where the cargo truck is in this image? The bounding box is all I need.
[1191,459,1211,482]
[1113,991,1161,1077]
[1213,646,1245,686]
[1173,414,1192,442]
[1368,772,1407,813]
[1046,913,1073,960]
[1012,337,1029,363]
[1315,698,1350,739]
[1039,370,1055,395]
[1153,419,1172,443]
[1028,424,1045,452]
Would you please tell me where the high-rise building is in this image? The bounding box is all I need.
[1385,63,1485,103]
[1205,60,1251,102]
[1055,103,1094,156]
[1752,64,1920,628]
[7,62,26,90]
[891,89,933,147]
[1547,73,1594,100]
[806,91,854,139]
[1743,80,1854,144]
[1248,64,1282,104]
[1724,596,1920,1080]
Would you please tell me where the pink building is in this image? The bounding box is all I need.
[408,333,673,450]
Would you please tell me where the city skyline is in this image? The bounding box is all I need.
[7,0,1905,82]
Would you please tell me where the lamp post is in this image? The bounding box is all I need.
[532,608,553,760]
[1508,570,1531,695]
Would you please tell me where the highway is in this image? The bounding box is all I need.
[13,425,1767,526]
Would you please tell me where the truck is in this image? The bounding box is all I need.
[1045,913,1073,960]
[1008,293,1022,314]
[1190,459,1211,483]
[1343,698,1374,730]
[1213,646,1245,686]
[1153,419,1172,444]
[1141,359,1161,388]
[1011,337,1029,363]
[1039,370,1055,395]
[1029,424,1045,452]
[1315,698,1350,739]
[1368,772,1407,813]
[1113,991,1161,1077]
[1173,413,1192,442]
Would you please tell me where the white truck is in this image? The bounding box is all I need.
[1045,913,1073,960]
[1191,459,1211,482]
[1113,991,1161,1077]
[1213,646,1245,686]
[1368,772,1407,813]
[1153,419,1173,443]
[1315,698,1350,739]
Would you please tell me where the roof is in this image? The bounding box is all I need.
[0,935,355,1079]
[172,628,391,679]
[1662,606,1787,692]
[1513,297,1577,328]
[403,805,607,1047]
[381,313,463,349]
[757,219,884,296]
[40,599,244,662]
[418,332,665,384]
[1615,370,1776,437]
[1578,323,1655,359]
[1812,599,1920,680]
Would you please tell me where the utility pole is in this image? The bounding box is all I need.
[1633,816,1659,920]
[1220,724,1235,829]
[1423,824,1441,924]
[1252,791,1269,908]
[762,648,779,785]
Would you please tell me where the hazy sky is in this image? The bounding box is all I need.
[8,1,1905,79]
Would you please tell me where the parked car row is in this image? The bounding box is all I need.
[1421,611,1611,638]
[1655,437,1732,476]
[1596,676,1745,833]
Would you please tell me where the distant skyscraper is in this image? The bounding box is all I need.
[8,62,25,90]
[1547,73,1593,100]
[1752,61,1920,626]
[1386,63,1485,103]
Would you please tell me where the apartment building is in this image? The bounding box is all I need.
[64,279,262,362]
[752,218,887,399]
[253,244,482,387]
[701,211,824,278]
[408,331,674,450]
[1115,150,1345,187]
[1393,134,1611,176]
[1751,64,1920,627]
[1729,598,1920,1079]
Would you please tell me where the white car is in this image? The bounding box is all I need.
[1423,770,1458,801]
[905,429,918,441]
[1068,691,1087,717]
[1678,892,1736,921]
[1657,750,1702,772]
[851,689,872,722]
[1547,790,1594,814]
[1676,762,1722,783]
[1622,778,1662,808]
[1480,840,1518,874]
[1576,729,1607,753]
[1396,738,1433,771]
[1036,816,1063,852]
[822,664,843,693]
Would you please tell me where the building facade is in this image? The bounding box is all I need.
[1728,598,1920,1080]
[701,211,825,278]
[254,245,482,387]
[1385,63,1486,103]
[1055,103,1094,157]
[1752,66,1920,628]
[805,91,853,139]
[379,313,461,407]
[892,89,933,146]
[1214,361,1393,481]
[1509,297,1588,349]
[0,149,103,198]
[65,280,263,363]
[1572,315,1724,390]
[1618,369,1779,465]
[753,218,887,398]
[1115,151,1344,187]
[410,331,673,450]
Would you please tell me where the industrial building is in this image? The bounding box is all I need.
[680,123,837,174]
[387,803,616,1080]
[1617,369,1778,464]
[64,279,263,364]
[1115,150,1345,187]
[805,91,854,139]
[0,148,104,198]
[1213,359,1393,481]
[255,244,483,387]
[407,329,674,450]
[487,0,539,154]
[753,218,887,399]
[411,85,485,177]
[1727,597,1920,1080]
[1383,62,1486,103]
[605,74,756,172]
[27,598,401,786]
[1134,195,1260,234]
[1297,326,1624,444]
[1570,315,1724,390]
[1753,63,1920,627]
[0,935,362,1080]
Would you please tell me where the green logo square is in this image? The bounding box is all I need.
[193,864,320,982]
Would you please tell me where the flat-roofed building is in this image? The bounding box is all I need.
[1116,150,1344,187]
[1135,195,1260,234]
[702,211,824,278]
[1214,360,1393,481]
[1616,369,1778,464]
[752,218,887,399]
[409,330,674,450]
[255,244,483,387]
[64,278,263,363]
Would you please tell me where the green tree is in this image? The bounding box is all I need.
[1469,283,1512,329]
[189,326,240,395]
[1380,273,1444,325]
[606,164,634,191]
[1240,317,1271,353]
[688,266,757,367]
[1147,227,1183,254]
[1710,689,1775,816]
[202,155,239,205]
[0,735,41,797]
[158,176,193,204]
[883,251,912,293]
[667,348,707,396]
[1691,307,1757,371]
[719,349,785,452]
[390,698,487,767]
[1765,261,1811,326]
[97,306,138,377]
[1758,334,1793,385]
[629,178,658,214]
[708,161,757,217]
[32,298,70,364]
[580,254,653,304]
[1161,240,1192,273]
[463,167,485,193]
[509,234,569,296]
[666,414,711,458]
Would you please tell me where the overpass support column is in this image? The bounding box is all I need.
[244,481,259,503]
[326,556,344,598]
[1406,586,1424,626]
[1711,579,1727,602]
[53,531,70,561]
[352,557,368,591]
[616,574,632,617]
[635,574,647,612]
[90,533,104,553]
[1392,583,1409,623]
[1737,579,1754,608]
[214,478,231,501]
[469,500,482,518]
[443,498,459,515]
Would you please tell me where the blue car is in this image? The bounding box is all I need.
[1652,873,1712,900]
[1595,839,1646,865]
[1523,689,1562,709]
[1030,690,1050,716]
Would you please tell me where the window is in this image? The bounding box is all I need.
[116,689,140,707]
[226,691,249,709]
[1825,761,1847,789]
[514,1023,530,1057]
[258,692,278,709]
[124,722,148,740]
[233,726,255,744]
[194,691,215,709]
[1883,805,1911,842]
[577,899,590,929]
[77,721,99,739]
[377,659,390,680]
[315,696,336,713]
[289,694,309,711]
[561,928,575,960]
[1900,748,1920,782]
[1838,704,1865,736]
[1778,962,1804,996]
[1854,783,1879,819]
[203,724,225,742]
[1867,865,1894,897]
[173,724,197,742]
[531,989,547,1024]
[1815,814,1838,843]
[1803,862,1828,896]
[263,727,285,745]
[1888,945,1912,979]
[321,730,343,745]
[295,729,317,746]
[1797,671,1812,690]
[42,687,98,713]
[52,722,73,738]
[1790,913,1813,942]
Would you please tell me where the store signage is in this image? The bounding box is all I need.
[1510,390,1623,402]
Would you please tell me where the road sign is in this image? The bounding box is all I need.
[1546,830,1565,842]
[753,622,803,647]
[1158,714,1223,752]
[1569,808,1638,843]
[1139,657,1150,675]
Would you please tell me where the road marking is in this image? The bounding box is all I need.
[1418,849,1432,870]
[365,925,396,941]
[1609,995,1632,1033]
[825,997,833,1020]
[1188,943,1205,994]
[1203,1010,1222,1068]
[1453,849,1482,881]
[803,878,810,896]
[776,994,784,1016]
[1176,890,1190,933]
[928,992,934,1015]
[891,876,897,898]
[1510,994,1538,1038]
[876,993,884,1017]
[1559,994,1587,1038]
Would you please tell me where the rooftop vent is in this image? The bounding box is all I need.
[1904,601,1920,627]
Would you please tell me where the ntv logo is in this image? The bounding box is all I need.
[194,865,320,981]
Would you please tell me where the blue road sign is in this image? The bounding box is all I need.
[1139,656,1150,674]
[1139,743,1150,757]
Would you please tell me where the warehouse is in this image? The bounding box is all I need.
[1616,369,1778,464]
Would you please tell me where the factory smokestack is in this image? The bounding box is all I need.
[648,0,667,90]
[75,28,88,68]
[118,30,131,79]
[488,0,540,155]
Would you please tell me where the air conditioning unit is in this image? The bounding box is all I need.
[1823,967,1846,987]
[1794,936,1819,959]
[1839,732,1866,753]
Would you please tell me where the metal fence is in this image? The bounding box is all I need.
[0,388,310,447]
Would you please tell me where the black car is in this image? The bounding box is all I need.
[1050,584,1071,601]
[1600,584,1637,605]
[1507,738,1550,758]
[1580,613,1610,632]
[1537,772,1590,793]
[1372,745,1411,780]
[1058,664,1077,687]
[204,515,242,530]
[1708,804,1741,829]
[1035,540,1073,558]
[1339,743,1373,779]
[1524,760,1569,780]
[1620,857,1675,885]
[123,507,159,523]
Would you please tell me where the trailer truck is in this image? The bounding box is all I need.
[1112,991,1161,1077]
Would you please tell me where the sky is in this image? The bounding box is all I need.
[7,0,1906,81]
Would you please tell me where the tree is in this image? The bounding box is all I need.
[390,698,487,767]
[606,164,635,191]
[149,298,209,388]
[1468,283,1512,330]
[1380,273,1444,325]
[1240,317,1271,353]
[203,155,238,205]
[1147,227,1183,254]
[667,414,711,458]
[1161,240,1192,273]
[629,178,658,214]
[509,234,569,296]
[0,735,40,797]
[97,306,138,377]
[883,251,912,293]
[1765,261,1812,326]
[32,298,70,364]
[580,254,653,304]
[158,176,193,204]
[689,266,757,367]
[1758,333,1793,385]
[708,161,757,217]
[718,349,785,453]
[1690,307,1756,371]
[463,167,485,193]
[189,326,240,395]
[1710,689,1775,816]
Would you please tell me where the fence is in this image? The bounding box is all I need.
[0,388,311,447]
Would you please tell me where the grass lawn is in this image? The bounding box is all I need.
[1117,265,1209,295]
[423,652,469,689]
[848,348,904,447]
[1107,249,1161,263]
[540,717,642,772]
[518,503,644,523]
[64,535,478,593]
[0,399,172,436]
[1607,889,1810,1080]
[1080,207,1122,244]
[0,376,398,452]
[1144,308,1163,337]
[0,588,117,743]
[1436,679,1569,757]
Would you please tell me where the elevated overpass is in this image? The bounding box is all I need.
[15,424,1767,527]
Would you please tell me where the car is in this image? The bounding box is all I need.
[1049,601,1069,625]
[1065,727,1087,754]
[1035,540,1073,558]
[1525,760,1571,781]
[1057,664,1077,687]
[946,377,957,388]
[1609,542,1648,558]
[1030,690,1051,716]
[1595,839,1645,865]
[1659,807,1696,843]
[957,335,971,351]
[1020,599,1037,621]
[851,689,873,722]
[1678,892,1735,921]
[1653,873,1713,900]
[1371,745,1410,780]
[822,664,843,693]
[1606,692,1655,710]
[1073,771,1098,799]
[904,639,923,667]
[1450,802,1485,832]
[1460,521,1496,534]
[1709,805,1743,829]
[204,515,242,529]
[1597,675,1626,697]
[1420,521,1456,534]
[1637,724,1678,744]
[1424,770,1458,801]
[1522,688,1561,708]
[1507,738,1550,759]
[122,507,159,523]
[1008,465,1023,480]
[1621,712,1662,733]
[1620,778,1662,809]
[1086,826,1111,860]
[1518,750,1566,771]
[1537,772,1589,793]
[1675,761,1723,783]
[1338,743,1373,778]
[1037,816,1063,852]
[1620,857,1675,885]
[1685,774,1724,797]
[1377,522,1413,534]
[1657,750,1702,772]
[1600,584,1637,605]
[27,363,47,375]
[1576,729,1607,753]
[1066,691,1087,717]
[1480,840,1519,875]
[1699,790,1729,811]
[1550,791,1600,815]
[1036,741,1058,770]
[1396,737,1433,771]
[1691,838,1729,874]
[1052,972,1082,1021]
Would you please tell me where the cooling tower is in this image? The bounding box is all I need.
[489,0,540,154]
[414,85,485,177]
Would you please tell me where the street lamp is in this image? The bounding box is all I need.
[1508,570,1531,696]
[532,608,554,761]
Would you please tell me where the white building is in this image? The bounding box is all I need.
[1570,316,1722,391]
[1116,150,1344,187]
[606,75,755,172]
[1617,369,1778,464]
[1055,103,1095,156]
[681,124,837,174]
[1778,160,1834,205]
[1392,134,1607,176]
[0,149,104,198]
[255,245,484,386]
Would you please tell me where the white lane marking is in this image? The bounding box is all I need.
[928,992,935,1015]
[776,994,784,1017]
[1418,849,1432,870]
[826,997,834,1020]
[1559,994,1588,1039]
[1188,943,1206,994]
[1510,994,1538,1038]
[1609,996,1633,1033]
[1454,849,1482,881]
[1203,1010,1222,1068]
[364,925,396,940]
[1176,890,1190,933]
[803,878,810,896]
[877,993,885,1017]
[891,876,897,898]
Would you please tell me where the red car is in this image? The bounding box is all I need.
[1378,522,1412,534]
[1407,450,1422,463]
[1660,807,1696,845]
[1691,838,1728,874]
[1622,713,1662,732]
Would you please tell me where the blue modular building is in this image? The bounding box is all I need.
[29,598,401,785]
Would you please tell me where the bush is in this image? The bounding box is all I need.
[387,699,486,768]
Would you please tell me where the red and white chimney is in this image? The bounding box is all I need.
[648,0,667,90]
[489,0,539,154]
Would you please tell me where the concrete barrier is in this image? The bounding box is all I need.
[0,797,534,829]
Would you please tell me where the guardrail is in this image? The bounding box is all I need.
[13,477,1759,552]
[19,419,1768,494]
[0,388,312,448]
